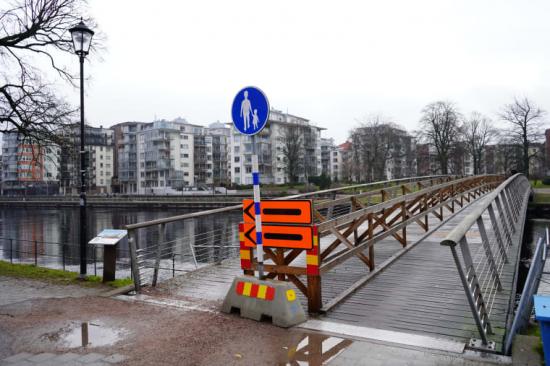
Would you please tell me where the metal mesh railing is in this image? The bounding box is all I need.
[440,173,531,351]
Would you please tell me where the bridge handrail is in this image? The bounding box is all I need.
[439,173,531,351]
[441,173,526,247]
[317,175,495,232]
[284,175,454,199]
[125,175,453,230]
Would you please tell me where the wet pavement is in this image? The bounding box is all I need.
[0,276,512,365]
[1,351,126,365]
[0,277,103,307]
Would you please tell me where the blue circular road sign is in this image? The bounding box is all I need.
[231,86,270,135]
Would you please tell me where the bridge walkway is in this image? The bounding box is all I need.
[158,194,522,352]
[323,200,522,351]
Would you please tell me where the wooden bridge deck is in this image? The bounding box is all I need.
[159,196,524,351]
[324,201,523,351]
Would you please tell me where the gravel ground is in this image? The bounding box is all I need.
[0,285,316,365]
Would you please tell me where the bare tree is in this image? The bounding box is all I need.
[0,0,101,146]
[500,97,546,177]
[282,124,303,185]
[417,101,461,175]
[350,116,410,182]
[462,112,497,175]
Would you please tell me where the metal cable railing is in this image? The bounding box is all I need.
[440,173,531,351]
[0,237,132,279]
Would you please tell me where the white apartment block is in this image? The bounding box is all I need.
[203,122,230,186]
[43,145,60,183]
[229,110,324,185]
[329,141,352,183]
[136,119,196,194]
[89,142,114,193]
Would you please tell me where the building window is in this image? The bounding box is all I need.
[235,167,240,173]
[183,135,188,140]
[234,156,240,163]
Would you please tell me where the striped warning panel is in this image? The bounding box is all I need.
[239,223,252,270]
[236,281,275,301]
[306,226,320,276]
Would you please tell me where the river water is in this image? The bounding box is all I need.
[0,207,241,276]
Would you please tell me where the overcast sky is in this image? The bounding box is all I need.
[72,0,550,143]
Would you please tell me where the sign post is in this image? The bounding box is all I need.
[231,86,270,279]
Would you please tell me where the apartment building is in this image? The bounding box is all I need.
[329,141,353,183]
[112,122,149,194]
[229,110,324,185]
[204,122,230,187]
[135,119,196,194]
[59,125,114,194]
[320,138,335,177]
[1,132,60,195]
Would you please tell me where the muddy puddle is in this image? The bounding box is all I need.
[277,332,353,365]
[41,320,128,348]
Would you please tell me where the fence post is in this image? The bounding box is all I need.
[34,240,37,266]
[444,237,493,347]
[93,246,97,276]
[10,238,13,264]
[152,223,166,287]
[307,226,322,313]
[188,240,198,268]
[128,229,141,293]
[62,244,66,271]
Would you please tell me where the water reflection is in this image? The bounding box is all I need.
[280,333,353,365]
[61,320,125,348]
[0,207,241,267]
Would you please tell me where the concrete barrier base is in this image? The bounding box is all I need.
[222,275,306,328]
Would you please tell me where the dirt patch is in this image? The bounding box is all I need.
[0,295,319,365]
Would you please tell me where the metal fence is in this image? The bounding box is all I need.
[0,235,212,281]
[440,173,531,351]
[503,230,548,355]
[0,237,132,278]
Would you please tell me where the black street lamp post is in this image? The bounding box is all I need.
[69,20,94,279]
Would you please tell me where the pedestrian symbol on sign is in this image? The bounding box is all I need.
[231,86,269,136]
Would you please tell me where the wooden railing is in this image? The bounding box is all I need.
[242,174,504,313]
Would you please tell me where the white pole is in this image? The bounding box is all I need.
[252,135,264,279]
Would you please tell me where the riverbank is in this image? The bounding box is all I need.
[0,195,245,209]
[0,261,132,289]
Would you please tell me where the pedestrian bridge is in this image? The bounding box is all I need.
[126,174,531,354]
